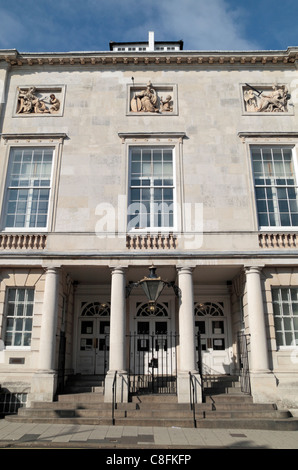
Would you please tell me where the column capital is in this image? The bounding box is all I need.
[42,265,61,274]
[244,266,264,275]
[109,265,128,275]
[177,266,194,275]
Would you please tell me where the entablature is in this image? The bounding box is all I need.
[1,48,298,68]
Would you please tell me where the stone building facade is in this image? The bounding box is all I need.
[0,33,298,411]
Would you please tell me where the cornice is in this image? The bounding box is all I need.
[118,131,186,141]
[0,132,68,144]
[1,48,298,67]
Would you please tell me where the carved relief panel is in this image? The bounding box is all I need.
[242,84,292,114]
[127,81,178,115]
[14,86,65,116]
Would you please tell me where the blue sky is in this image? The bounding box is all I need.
[0,0,297,53]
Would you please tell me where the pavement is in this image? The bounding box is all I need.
[0,419,297,450]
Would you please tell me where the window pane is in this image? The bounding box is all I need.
[273,288,298,347]
[4,148,53,228]
[5,288,34,347]
[252,147,298,227]
[129,148,174,229]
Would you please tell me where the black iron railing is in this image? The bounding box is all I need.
[189,372,197,428]
[237,332,251,395]
[127,332,178,395]
[195,332,205,401]
[112,370,117,425]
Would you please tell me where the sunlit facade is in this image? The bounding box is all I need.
[0,33,298,412]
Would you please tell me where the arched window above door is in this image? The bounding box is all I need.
[81,302,110,317]
[136,302,169,317]
[194,302,224,317]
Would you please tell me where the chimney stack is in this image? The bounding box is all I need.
[148,31,155,51]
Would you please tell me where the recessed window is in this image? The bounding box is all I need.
[272,287,298,347]
[128,147,175,230]
[3,147,54,229]
[4,288,34,347]
[251,146,298,227]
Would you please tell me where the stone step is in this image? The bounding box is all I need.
[57,392,104,403]
[204,394,253,403]
[6,401,298,431]
[130,394,178,403]
[61,375,105,394]
[6,414,298,430]
[5,373,298,431]
[16,404,289,420]
[24,399,279,413]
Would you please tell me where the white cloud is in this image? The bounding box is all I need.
[0,0,261,52]
[127,0,261,51]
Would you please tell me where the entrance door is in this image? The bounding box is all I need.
[195,302,230,375]
[129,301,177,394]
[136,318,170,375]
[77,302,110,375]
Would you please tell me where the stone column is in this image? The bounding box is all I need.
[30,267,60,404]
[104,266,128,402]
[245,266,275,403]
[177,267,202,403]
[39,267,60,372]
[245,266,270,372]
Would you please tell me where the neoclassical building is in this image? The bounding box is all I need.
[0,32,298,412]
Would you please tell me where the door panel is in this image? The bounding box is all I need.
[195,316,230,375]
[77,317,110,375]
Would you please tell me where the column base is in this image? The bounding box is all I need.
[177,371,202,404]
[250,371,278,404]
[28,370,57,406]
[104,370,129,403]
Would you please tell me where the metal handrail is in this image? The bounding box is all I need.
[196,332,205,402]
[112,370,117,425]
[189,372,197,428]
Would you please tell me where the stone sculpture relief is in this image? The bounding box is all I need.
[17,87,61,114]
[244,84,290,113]
[130,81,173,113]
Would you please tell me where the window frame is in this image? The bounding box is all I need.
[3,287,35,350]
[272,287,298,350]
[2,146,55,231]
[0,134,66,233]
[250,144,298,230]
[127,145,177,232]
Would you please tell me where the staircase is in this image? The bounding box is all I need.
[4,375,298,430]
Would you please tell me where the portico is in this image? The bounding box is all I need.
[26,261,246,404]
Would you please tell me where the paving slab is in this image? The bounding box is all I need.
[0,419,298,449]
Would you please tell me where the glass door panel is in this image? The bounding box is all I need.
[77,318,110,375]
[195,315,230,374]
